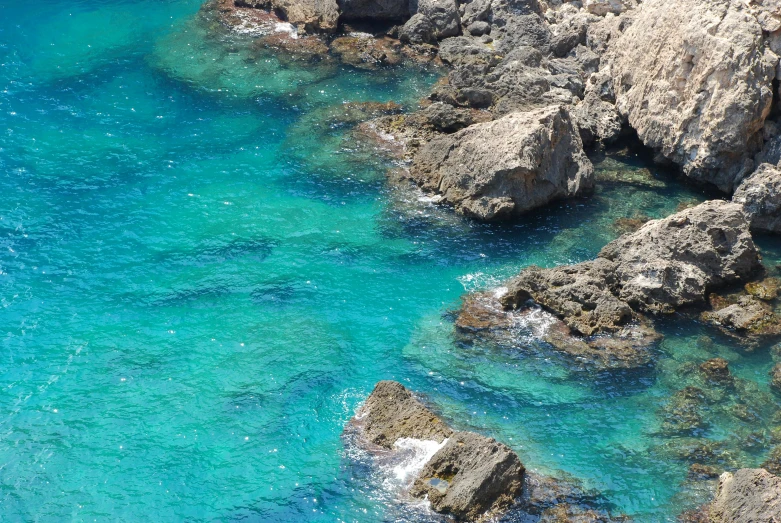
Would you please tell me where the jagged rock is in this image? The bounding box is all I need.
[410,431,525,521]
[701,294,781,337]
[501,258,630,336]
[572,92,623,147]
[549,13,591,58]
[771,363,781,394]
[466,20,491,36]
[399,13,436,43]
[585,0,633,16]
[598,200,761,313]
[707,469,781,522]
[756,135,781,168]
[407,105,594,221]
[353,380,453,448]
[689,463,721,480]
[607,0,777,192]
[337,0,411,21]
[416,0,461,38]
[238,0,339,32]
[493,13,551,54]
[733,163,781,234]
[745,278,781,301]
[329,35,403,68]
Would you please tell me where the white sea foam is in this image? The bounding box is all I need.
[511,304,558,338]
[386,438,447,486]
[274,22,298,39]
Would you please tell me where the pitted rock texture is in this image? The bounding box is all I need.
[598,200,761,313]
[707,468,781,523]
[733,163,781,233]
[607,0,777,192]
[237,0,339,32]
[408,105,594,221]
[410,431,525,521]
[354,380,452,448]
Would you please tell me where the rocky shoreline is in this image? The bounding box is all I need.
[203,0,781,518]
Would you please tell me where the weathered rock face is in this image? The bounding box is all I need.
[410,431,525,521]
[599,200,761,312]
[707,469,781,523]
[733,163,781,234]
[500,258,631,336]
[607,0,777,192]
[238,0,340,32]
[353,380,452,448]
[408,105,594,221]
[337,0,410,20]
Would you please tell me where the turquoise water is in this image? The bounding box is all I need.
[2,1,781,521]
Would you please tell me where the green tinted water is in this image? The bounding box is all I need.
[2,1,780,521]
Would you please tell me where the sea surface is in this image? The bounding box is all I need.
[2,1,781,521]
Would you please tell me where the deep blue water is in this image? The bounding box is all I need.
[2,1,781,521]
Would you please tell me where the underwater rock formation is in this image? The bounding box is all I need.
[406,105,594,220]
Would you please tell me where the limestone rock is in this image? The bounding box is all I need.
[353,380,452,448]
[702,294,781,337]
[607,0,776,192]
[410,431,525,521]
[708,469,781,523]
[238,0,339,32]
[733,163,781,234]
[572,92,623,147]
[598,200,761,313]
[408,105,594,221]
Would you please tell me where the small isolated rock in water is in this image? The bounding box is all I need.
[410,431,525,521]
[771,363,781,395]
[599,200,761,313]
[607,0,776,192]
[408,105,594,221]
[733,163,781,234]
[353,380,452,448]
[707,469,781,522]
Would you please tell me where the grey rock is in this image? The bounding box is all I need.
[756,135,781,168]
[702,294,781,337]
[408,105,594,221]
[410,431,525,521]
[572,92,623,147]
[466,20,490,35]
[239,0,340,32]
[733,163,781,234]
[549,13,590,57]
[707,469,781,523]
[607,0,776,192]
[599,200,761,313]
[399,13,436,43]
[353,380,453,448]
[338,0,410,20]
[493,13,551,54]
[417,0,461,38]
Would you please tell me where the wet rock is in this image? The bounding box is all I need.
[501,258,631,336]
[611,215,650,235]
[689,463,721,480]
[238,0,339,32]
[733,163,781,234]
[745,278,781,301]
[407,105,594,221]
[771,363,781,394]
[659,387,709,436]
[352,380,453,448]
[255,32,331,62]
[702,294,781,338]
[707,468,781,522]
[410,431,525,521]
[599,200,761,313]
[606,0,776,192]
[329,35,403,69]
[699,358,733,385]
[762,445,781,476]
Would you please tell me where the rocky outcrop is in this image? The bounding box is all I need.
[353,380,453,448]
[606,0,777,192]
[707,469,781,523]
[599,200,760,312]
[337,0,410,21]
[702,294,781,338]
[733,163,781,234]
[407,105,594,220]
[410,431,525,521]
[238,0,340,32]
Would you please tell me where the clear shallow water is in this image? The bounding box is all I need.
[2,1,781,521]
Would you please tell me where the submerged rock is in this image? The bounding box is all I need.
[353,380,452,448]
[329,35,403,69]
[733,163,781,234]
[707,469,781,522]
[698,358,734,385]
[771,363,781,395]
[599,200,761,313]
[407,105,594,221]
[606,0,776,192]
[410,431,525,521]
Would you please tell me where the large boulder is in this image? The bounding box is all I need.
[353,380,452,448]
[410,431,525,521]
[408,105,594,221]
[607,0,777,192]
[733,163,781,234]
[707,469,781,522]
[237,0,340,32]
[599,200,761,312]
[337,0,410,20]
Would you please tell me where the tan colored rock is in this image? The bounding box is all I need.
[708,469,781,522]
[733,163,781,233]
[237,0,339,32]
[607,0,777,192]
